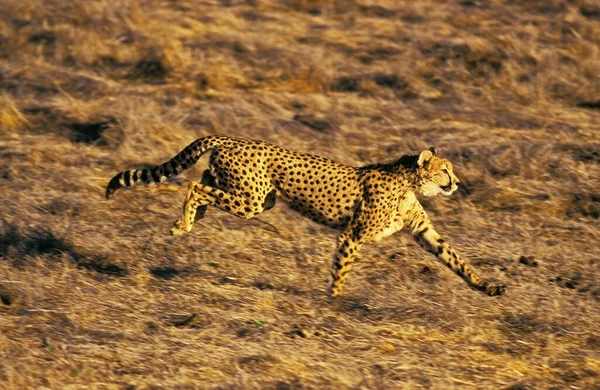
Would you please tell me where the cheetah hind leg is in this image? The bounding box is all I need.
[171,181,208,236]
[171,182,267,236]
[193,170,217,222]
[170,170,217,236]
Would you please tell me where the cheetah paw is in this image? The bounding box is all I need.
[327,284,343,298]
[483,282,506,296]
[170,220,191,236]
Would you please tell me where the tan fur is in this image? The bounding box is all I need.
[107,136,505,297]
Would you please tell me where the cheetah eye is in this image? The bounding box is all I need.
[441,168,449,175]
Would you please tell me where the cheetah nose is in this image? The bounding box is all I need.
[455,180,460,186]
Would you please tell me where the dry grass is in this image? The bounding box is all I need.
[1,0,600,388]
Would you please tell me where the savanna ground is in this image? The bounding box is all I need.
[1,0,600,388]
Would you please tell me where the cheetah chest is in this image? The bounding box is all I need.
[371,215,404,242]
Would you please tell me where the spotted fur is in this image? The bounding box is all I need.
[106,135,505,297]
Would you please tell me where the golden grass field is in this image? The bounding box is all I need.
[1,0,600,388]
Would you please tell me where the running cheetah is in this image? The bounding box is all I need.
[106,136,505,297]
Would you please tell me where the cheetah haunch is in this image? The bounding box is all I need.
[106,136,505,297]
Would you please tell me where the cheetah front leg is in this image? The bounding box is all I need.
[328,229,364,297]
[327,199,378,297]
[408,208,505,296]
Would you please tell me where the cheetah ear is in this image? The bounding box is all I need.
[418,149,434,167]
[429,147,437,156]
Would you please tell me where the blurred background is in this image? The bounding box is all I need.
[1,0,599,388]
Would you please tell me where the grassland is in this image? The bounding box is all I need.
[1,0,600,388]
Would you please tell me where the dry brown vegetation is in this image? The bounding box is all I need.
[1,0,600,388]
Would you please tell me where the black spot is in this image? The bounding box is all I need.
[372,73,408,90]
[359,4,397,18]
[519,255,538,267]
[130,57,168,81]
[0,292,10,306]
[151,168,161,182]
[123,170,132,186]
[577,100,600,110]
[293,114,334,133]
[332,76,362,92]
[68,118,118,145]
[150,266,184,280]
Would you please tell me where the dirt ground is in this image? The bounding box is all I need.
[1,0,600,388]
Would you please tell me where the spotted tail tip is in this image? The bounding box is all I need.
[105,173,123,199]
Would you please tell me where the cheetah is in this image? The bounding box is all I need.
[106,135,505,297]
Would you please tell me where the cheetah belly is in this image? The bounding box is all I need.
[272,164,361,229]
[371,215,404,242]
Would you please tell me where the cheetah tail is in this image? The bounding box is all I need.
[105,136,224,199]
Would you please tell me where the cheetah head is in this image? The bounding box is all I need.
[416,147,460,197]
